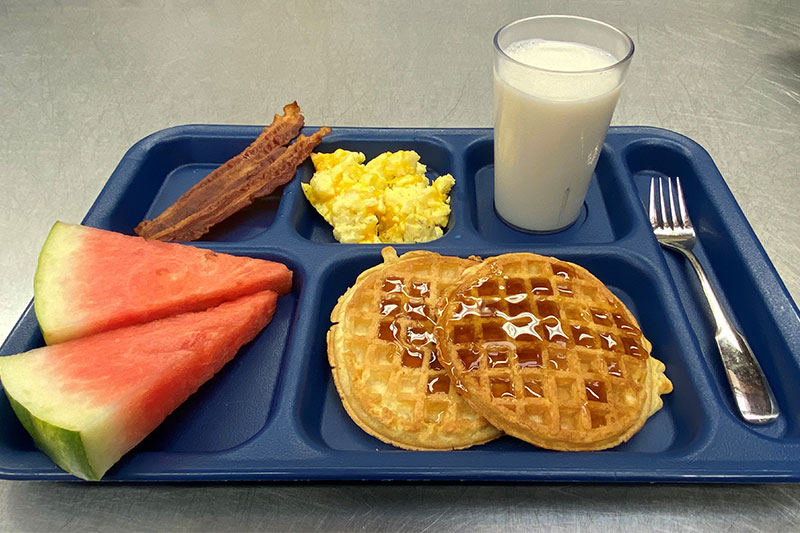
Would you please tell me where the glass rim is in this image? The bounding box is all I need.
[493,15,635,75]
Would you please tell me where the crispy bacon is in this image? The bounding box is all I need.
[135,102,321,241]
[138,126,331,242]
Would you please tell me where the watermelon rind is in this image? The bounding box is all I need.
[5,393,99,481]
[33,222,81,345]
[0,347,117,481]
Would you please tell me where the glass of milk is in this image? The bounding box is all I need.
[493,16,634,232]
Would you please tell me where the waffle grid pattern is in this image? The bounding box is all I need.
[330,251,500,449]
[436,254,655,446]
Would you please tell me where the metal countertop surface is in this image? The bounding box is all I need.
[1,1,798,531]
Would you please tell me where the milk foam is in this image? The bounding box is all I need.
[505,39,618,72]
[498,39,621,101]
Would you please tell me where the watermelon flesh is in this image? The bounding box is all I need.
[0,291,277,481]
[34,222,292,345]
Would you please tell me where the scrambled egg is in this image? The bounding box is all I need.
[302,149,455,243]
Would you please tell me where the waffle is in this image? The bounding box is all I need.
[328,247,502,450]
[434,252,672,451]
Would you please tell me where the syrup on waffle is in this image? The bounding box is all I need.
[327,247,502,450]
[434,253,672,451]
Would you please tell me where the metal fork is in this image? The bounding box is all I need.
[649,177,778,424]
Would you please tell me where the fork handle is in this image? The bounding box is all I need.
[670,246,779,424]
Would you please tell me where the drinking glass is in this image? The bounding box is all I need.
[493,15,634,232]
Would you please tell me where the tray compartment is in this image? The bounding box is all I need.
[135,279,297,453]
[143,163,285,243]
[292,133,457,243]
[624,138,695,183]
[100,130,267,236]
[0,249,302,457]
[299,249,708,455]
[624,137,800,438]
[462,138,639,244]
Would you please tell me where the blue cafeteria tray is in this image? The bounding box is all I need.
[1,126,798,482]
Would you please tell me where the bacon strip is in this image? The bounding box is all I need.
[141,127,331,242]
[136,102,306,240]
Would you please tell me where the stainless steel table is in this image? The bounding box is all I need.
[1,1,798,530]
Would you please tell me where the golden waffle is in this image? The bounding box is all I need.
[434,252,672,451]
[328,247,502,450]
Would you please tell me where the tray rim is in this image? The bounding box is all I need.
[1,125,798,483]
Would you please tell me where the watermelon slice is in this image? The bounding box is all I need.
[0,290,278,481]
[34,222,292,344]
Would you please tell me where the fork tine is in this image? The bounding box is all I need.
[658,177,670,229]
[676,177,692,228]
[667,177,679,228]
[648,177,659,227]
